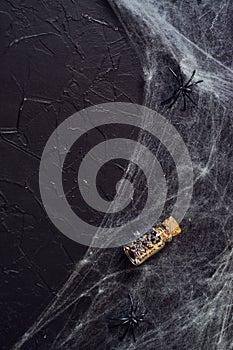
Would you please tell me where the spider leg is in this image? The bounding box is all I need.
[128,293,134,312]
[161,89,180,106]
[133,301,138,313]
[168,67,181,85]
[161,95,175,106]
[107,317,128,322]
[184,70,196,87]
[109,319,129,329]
[186,80,203,89]
[138,309,147,319]
[185,93,196,105]
[119,321,131,341]
[191,80,203,86]
[131,325,136,342]
[181,93,186,111]
[168,90,181,108]
[178,70,184,86]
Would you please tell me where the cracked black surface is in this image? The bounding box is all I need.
[0,1,143,349]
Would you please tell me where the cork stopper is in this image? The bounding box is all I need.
[162,216,181,237]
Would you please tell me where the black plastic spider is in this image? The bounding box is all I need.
[161,68,203,111]
[107,294,151,342]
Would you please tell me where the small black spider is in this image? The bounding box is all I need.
[107,293,151,342]
[161,68,203,111]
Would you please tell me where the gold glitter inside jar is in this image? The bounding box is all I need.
[123,216,181,266]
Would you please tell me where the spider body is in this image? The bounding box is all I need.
[161,68,203,111]
[108,294,150,342]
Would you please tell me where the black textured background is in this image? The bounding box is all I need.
[0,1,143,349]
[1,1,232,350]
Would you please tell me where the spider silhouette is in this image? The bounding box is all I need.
[161,68,203,111]
[107,294,151,342]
